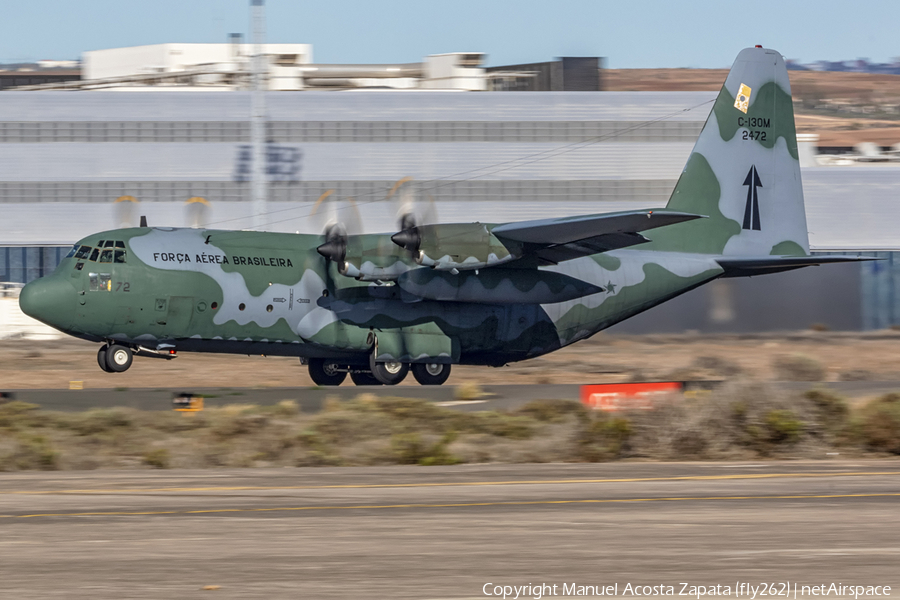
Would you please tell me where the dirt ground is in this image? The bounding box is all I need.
[3,331,900,390]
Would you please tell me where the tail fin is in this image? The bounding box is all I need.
[647,47,809,257]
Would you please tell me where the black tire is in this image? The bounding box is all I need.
[105,344,133,373]
[369,357,409,385]
[308,358,347,386]
[350,371,382,386]
[412,363,451,386]
[97,345,112,373]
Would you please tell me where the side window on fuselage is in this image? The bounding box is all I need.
[88,273,112,292]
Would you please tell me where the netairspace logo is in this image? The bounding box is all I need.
[482,582,893,600]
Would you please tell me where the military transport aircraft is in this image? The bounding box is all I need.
[19,47,867,386]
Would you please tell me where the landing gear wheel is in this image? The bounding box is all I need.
[308,358,347,386]
[412,363,451,386]
[97,345,112,373]
[350,371,382,386]
[105,344,133,373]
[369,358,409,385]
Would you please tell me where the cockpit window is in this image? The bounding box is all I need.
[74,245,92,259]
[114,241,125,249]
[97,240,105,248]
[65,245,78,258]
[99,249,113,263]
[104,240,115,248]
[114,250,127,264]
[89,248,100,262]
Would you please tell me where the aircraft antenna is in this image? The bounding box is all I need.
[250,0,268,230]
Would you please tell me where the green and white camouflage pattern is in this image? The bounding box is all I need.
[19,47,828,372]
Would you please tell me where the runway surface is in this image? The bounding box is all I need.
[1,461,899,599]
[5,381,900,413]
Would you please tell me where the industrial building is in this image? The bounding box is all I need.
[14,43,489,92]
[2,43,900,334]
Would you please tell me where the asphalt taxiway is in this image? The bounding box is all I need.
[1,461,899,599]
[5,380,900,414]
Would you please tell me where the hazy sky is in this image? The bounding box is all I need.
[3,0,899,68]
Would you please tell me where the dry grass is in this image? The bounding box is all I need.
[1,385,899,471]
[772,354,827,382]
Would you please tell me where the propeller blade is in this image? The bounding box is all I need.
[311,190,336,234]
[421,194,439,228]
[391,178,439,231]
[341,197,364,237]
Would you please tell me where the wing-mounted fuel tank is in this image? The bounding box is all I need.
[397,267,604,304]
[391,223,520,271]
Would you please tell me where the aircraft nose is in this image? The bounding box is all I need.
[19,276,76,331]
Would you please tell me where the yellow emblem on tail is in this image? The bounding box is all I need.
[734,83,752,113]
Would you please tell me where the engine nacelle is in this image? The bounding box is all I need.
[391,223,520,271]
[320,233,413,281]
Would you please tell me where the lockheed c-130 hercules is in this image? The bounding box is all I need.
[19,47,868,386]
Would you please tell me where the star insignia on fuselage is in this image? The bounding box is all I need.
[606,281,617,294]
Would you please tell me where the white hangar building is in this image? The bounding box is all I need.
[2,47,900,331]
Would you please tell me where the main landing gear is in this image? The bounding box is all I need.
[307,358,347,386]
[306,358,451,387]
[411,363,451,386]
[97,343,133,373]
[369,355,409,385]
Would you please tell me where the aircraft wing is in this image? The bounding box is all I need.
[492,209,705,245]
[491,209,705,264]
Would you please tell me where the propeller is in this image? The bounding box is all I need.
[387,178,438,258]
[312,190,362,277]
[388,177,437,231]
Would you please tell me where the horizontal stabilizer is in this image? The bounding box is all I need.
[491,209,706,246]
[717,255,878,278]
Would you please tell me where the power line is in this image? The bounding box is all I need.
[200,97,715,232]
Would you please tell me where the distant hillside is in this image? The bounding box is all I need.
[605,69,900,147]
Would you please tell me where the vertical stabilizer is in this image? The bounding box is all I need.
[648,47,809,257]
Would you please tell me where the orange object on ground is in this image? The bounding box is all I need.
[580,382,684,411]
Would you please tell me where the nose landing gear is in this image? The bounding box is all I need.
[97,344,133,373]
[97,345,111,373]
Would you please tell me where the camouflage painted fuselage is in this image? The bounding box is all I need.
[24,46,828,368]
[45,226,722,366]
